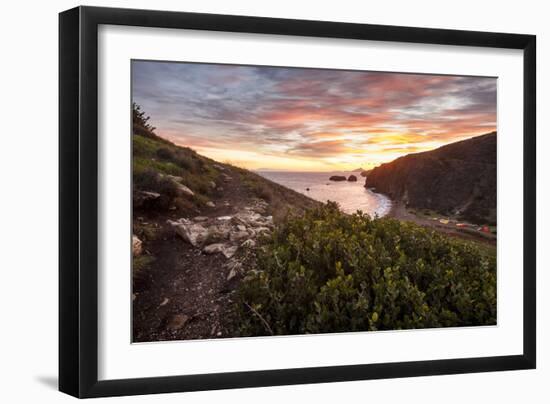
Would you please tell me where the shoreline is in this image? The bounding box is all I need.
[386,200,496,246]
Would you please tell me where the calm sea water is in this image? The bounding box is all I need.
[257,171,391,217]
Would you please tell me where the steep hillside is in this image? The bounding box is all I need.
[131,104,320,341]
[365,132,496,224]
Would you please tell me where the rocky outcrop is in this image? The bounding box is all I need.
[133,191,160,209]
[365,132,497,224]
[347,175,357,182]
[167,198,273,260]
[132,235,143,256]
[329,175,346,181]
[159,174,195,196]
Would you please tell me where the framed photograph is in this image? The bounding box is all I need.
[59,6,536,398]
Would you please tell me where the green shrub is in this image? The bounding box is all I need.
[156,147,175,161]
[236,202,496,336]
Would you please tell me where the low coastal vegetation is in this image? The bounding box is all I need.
[132,104,497,341]
[237,202,496,336]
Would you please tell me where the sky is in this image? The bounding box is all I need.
[132,60,497,171]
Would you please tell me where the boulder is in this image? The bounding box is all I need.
[329,175,346,181]
[240,239,256,248]
[221,173,233,182]
[132,235,142,257]
[133,190,160,208]
[167,219,209,247]
[230,230,250,242]
[165,174,184,183]
[347,175,357,182]
[203,243,238,259]
[203,243,225,255]
[176,183,195,197]
[209,181,217,189]
[227,268,238,281]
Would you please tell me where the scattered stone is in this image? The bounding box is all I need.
[252,226,271,236]
[221,173,233,182]
[167,314,189,331]
[203,243,238,259]
[213,164,226,171]
[230,230,249,242]
[241,239,256,248]
[169,205,177,210]
[227,268,238,281]
[133,190,160,208]
[217,216,232,221]
[223,245,238,258]
[167,219,209,247]
[209,181,216,189]
[193,216,209,222]
[132,235,142,257]
[159,298,170,307]
[166,174,184,183]
[206,201,216,208]
[203,243,225,255]
[176,183,195,197]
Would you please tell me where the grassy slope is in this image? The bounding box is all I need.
[132,125,319,222]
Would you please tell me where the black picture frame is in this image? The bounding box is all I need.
[59,6,536,398]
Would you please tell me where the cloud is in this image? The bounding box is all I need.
[132,61,496,170]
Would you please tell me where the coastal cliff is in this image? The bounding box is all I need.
[365,132,497,224]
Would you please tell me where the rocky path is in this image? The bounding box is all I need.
[132,171,273,342]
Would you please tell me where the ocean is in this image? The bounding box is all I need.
[256,171,391,217]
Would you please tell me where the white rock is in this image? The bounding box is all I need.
[227,268,238,281]
[230,230,249,242]
[203,243,238,258]
[177,183,195,197]
[222,245,238,258]
[132,235,142,257]
[167,219,208,247]
[206,201,216,208]
[203,243,225,255]
[241,239,256,248]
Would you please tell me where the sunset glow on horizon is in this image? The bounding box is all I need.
[132,61,497,171]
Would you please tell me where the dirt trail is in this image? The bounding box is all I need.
[132,173,253,342]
